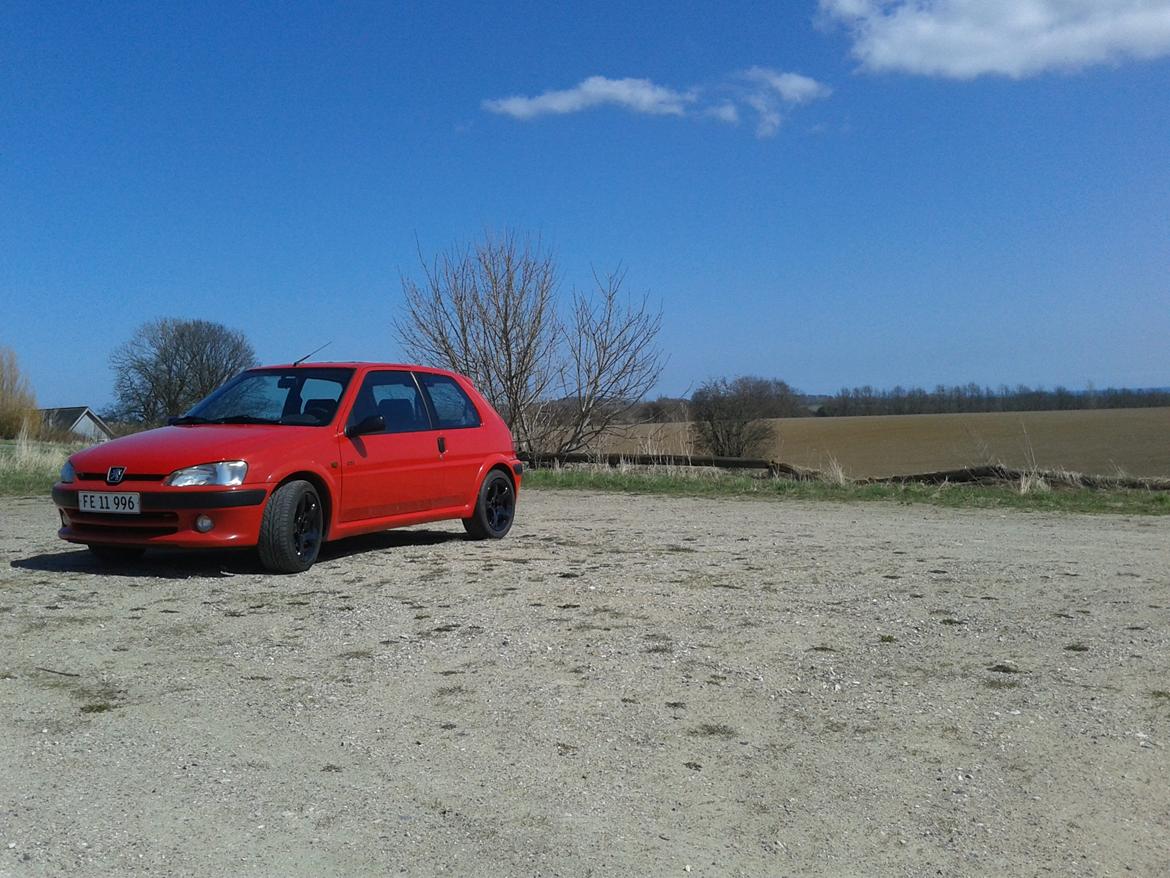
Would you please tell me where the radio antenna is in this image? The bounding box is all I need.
[293,341,332,366]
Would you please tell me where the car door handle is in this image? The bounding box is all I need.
[437,436,446,454]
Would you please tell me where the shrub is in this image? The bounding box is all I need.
[690,376,803,457]
[0,347,38,439]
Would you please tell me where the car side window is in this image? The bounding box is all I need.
[348,371,433,434]
[296,377,345,425]
[418,373,481,429]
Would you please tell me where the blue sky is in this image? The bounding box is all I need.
[3,0,1169,408]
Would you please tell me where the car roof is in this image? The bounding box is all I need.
[256,362,459,376]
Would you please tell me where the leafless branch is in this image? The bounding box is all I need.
[395,233,664,455]
[110,319,257,425]
[554,267,665,454]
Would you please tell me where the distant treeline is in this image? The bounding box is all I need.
[622,382,1170,423]
[818,384,1170,417]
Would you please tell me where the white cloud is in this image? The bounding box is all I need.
[745,94,782,138]
[738,67,834,137]
[483,68,832,138]
[706,102,741,124]
[820,0,1170,78]
[743,67,834,103]
[482,76,691,119]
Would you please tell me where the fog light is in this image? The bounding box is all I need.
[195,514,214,533]
[60,510,71,526]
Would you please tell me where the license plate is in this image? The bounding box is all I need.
[78,491,141,514]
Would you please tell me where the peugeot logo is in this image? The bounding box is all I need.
[106,466,126,485]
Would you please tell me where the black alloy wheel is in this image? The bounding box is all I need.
[258,480,324,573]
[463,470,516,540]
[292,490,322,559]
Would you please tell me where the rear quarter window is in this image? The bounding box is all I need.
[418,373,482,429]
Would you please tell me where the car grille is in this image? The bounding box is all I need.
[68,510,180,538]
[78,473,166,483]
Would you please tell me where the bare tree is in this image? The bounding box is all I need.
[690,376,801,457]
[395,231,664,455]
[111,318,257,425]
[395,231,560,451]
[556,267,664,452]
[0,346,38,438]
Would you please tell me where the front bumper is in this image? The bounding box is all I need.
[52,485,269,548]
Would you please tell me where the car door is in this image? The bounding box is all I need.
[415,371,487,509]
[338,370,444,522]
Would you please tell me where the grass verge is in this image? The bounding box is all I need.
[5,439,1167,516]
[0,438,77,496]
[524,466,1170,516]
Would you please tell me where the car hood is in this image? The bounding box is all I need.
[69,425,330,479]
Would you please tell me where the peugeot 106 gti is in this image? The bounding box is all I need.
[51,363,522,572]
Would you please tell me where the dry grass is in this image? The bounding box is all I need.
[1017,472,1050,495]
[551,457,724,484]
[0,431,83,494]
[822,455,849,487]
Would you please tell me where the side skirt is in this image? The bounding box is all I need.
[326,504,475,541]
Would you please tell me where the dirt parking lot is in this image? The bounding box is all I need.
[1,490,1168,877]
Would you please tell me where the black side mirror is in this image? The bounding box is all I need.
[345,414,384,438]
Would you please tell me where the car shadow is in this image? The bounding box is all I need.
[9,528,470,579]
[8,547,256,579]
[318,528,468,562]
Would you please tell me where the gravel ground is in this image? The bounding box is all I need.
[1,490,1168,877]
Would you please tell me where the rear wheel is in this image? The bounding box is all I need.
[258,480,324,573]
[462,470,515,540]
[87,545,146,563]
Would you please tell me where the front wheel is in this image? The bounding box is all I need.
[258,480,324,573]
[462,470,515,540]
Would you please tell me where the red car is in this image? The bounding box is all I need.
[51,363,522,573]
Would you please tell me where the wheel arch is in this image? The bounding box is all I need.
[271,470,334,541]
[472,454,519,492]
[461,456,518,513]
[487,461,516,490]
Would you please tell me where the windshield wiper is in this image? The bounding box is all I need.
[170,415,212,425]
[211,414,280,425]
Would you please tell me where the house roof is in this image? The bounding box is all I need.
[38,406,113,436]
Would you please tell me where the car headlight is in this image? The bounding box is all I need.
[59,460,76,484]
[165,461,248,487]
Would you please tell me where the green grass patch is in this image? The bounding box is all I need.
[0,469,57,496]
[524,467,1170,516]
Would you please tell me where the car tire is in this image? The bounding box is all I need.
[88,545,146,563]
[258,480,324,573]
[462,470,515,540]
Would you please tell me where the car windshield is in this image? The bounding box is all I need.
[179,368,354,427]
